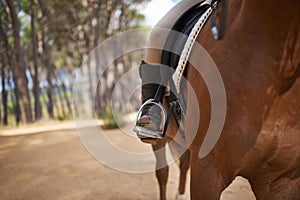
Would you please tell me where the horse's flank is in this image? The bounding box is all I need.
[183,0,300,199]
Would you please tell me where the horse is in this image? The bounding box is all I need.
[145,0,300,199]
[151,138,190,200]
[184,0,300,199]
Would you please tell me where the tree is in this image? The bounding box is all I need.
[6,0,32,123]
[0,48,8,125]
[30,0,42,120]
[38,0,54,118]
[0,5,22,125]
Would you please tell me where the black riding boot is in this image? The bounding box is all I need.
[133,61,164,139]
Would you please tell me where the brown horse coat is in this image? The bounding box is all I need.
[180,0,300,199]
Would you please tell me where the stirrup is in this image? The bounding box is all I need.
[133,99,167,139]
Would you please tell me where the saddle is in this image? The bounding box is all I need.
[134,0,221,139]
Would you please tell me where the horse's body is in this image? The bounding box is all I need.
[149,0,300,199]
[180,0,300,199]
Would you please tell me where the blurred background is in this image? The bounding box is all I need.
[0,0,178,127]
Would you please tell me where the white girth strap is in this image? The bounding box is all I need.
[172,0,219,93]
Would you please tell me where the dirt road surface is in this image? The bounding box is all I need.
[0,122,256,200]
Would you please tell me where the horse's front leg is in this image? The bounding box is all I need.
[190,154,226,200]
[177,149,190,200]
[152,139,169,200]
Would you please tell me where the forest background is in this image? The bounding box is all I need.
[0,0,156,127]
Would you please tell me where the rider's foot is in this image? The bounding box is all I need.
[134,105,163,139]
[133,60,164,140]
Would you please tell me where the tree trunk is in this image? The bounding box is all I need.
[87,55,95,114]
[94,1,102,114]
[6,71,21,125]
[0,61,8,125]
[0,17,21,125]
[54,79,66,117]
[39,0,54,118]
[52,89,60,118]
[61,82,72,115]
[6,0,32,123]
[58,87,66,117]
[30,0,42,121]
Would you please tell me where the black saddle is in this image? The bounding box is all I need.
[155,1,218,138]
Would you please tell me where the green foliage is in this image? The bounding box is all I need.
[98,107,126,130]
[57,115,72,121]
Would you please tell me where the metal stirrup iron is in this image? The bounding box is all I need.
[134,0,220,139]
[133,99,167,138]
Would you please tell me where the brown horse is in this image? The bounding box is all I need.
[151,139,190,200]
[182,0,300,199]
[151,0,300,199]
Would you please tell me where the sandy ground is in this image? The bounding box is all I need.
[0,122,256,200]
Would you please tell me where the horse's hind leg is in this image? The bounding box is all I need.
[177,149,190,199]
[152,139,169,200]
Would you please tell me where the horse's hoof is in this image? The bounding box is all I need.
[176,193,188,200]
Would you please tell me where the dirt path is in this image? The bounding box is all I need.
[0,123,255,200]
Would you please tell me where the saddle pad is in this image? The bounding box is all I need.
[161,2,211,70]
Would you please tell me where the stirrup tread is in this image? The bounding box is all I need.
[134,126,163,139]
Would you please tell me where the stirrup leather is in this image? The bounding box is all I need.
[133,99,167,138]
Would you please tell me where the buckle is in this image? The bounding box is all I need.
[170,100,183,120]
